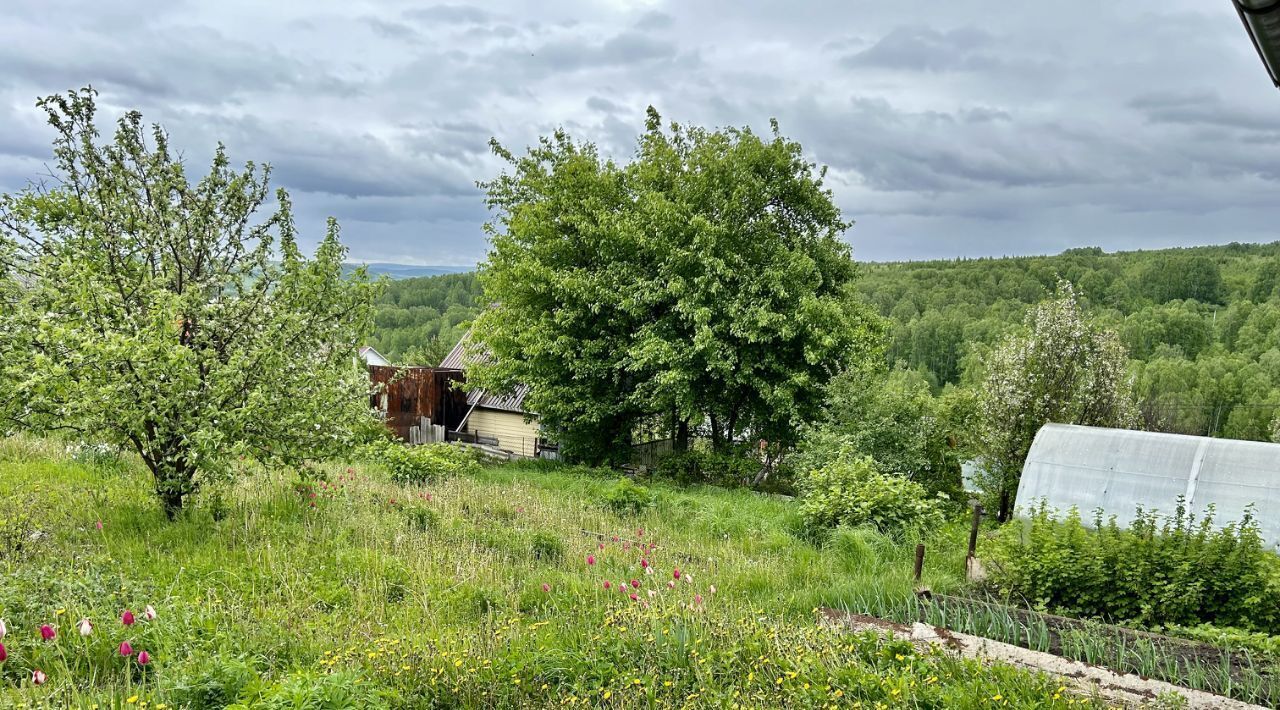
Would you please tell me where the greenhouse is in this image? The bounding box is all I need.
[1014,423,1280,552]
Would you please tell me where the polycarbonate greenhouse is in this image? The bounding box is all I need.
[1014,423,1280,552]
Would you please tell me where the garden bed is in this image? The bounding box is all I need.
[905,593,1279,707]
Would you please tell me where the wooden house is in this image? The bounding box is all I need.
[440,333,549,458]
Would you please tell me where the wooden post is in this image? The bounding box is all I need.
[968,503,983,559]
[913,543,926,582]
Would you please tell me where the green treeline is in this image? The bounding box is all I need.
[371,241,1280,442]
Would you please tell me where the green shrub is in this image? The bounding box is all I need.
[797,457,945,536]
[602,477,655,515]
[365,441,480,484]
[653,450,761,488]
[529,531,565,561]
[404,505,439,532]
[1166,624,1280,659]
[988,502,1280,631]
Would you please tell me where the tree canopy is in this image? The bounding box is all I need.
[0,88,378,517]
[468,108,882,465]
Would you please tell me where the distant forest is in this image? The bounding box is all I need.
[370,242,1280,442]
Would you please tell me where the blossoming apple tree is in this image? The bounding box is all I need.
[0,88,378,518]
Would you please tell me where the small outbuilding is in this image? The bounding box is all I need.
[1015,423,1280,551]
[440,332,548,459]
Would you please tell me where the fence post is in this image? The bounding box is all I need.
[967,503,983,559]
[913,543,926,582]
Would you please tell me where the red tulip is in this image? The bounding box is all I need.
[119,641,133,656]
[121,610,135,626]
[672,568,681,580]
[39,624,55,641]
[0,642,6,662]
[597,542,605,550]
[640,558,649,568]
[586,555,596,566]
[694,594,704,606]
[541,583,550,593]
[630,579,640,588]
[629,593,638,601]
[603,580,611,589]
[31,669,45,685]
[137,650,151,665]
[637,528,644,537]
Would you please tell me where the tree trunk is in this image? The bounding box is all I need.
[159,486,185,521]
[674,419,690,453]
[709,413,722,451]
[997,487,1011,523]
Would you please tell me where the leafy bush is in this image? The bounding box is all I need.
[602,478,655,515]
[365,441,480,484]
[1166,624,1280,659]
[988,502,1280,631]
[404,505,439,532]
[653,450,761,488]
[797,457,945,536]
[529,531,564,561]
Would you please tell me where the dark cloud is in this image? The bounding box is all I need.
[1,0,1277,265]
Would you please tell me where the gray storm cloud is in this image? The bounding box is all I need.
[0,0,1276,266]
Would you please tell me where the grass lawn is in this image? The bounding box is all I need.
[0,436,1102,708]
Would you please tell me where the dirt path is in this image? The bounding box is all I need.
[819,608,1266,709]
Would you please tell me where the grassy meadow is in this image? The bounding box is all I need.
[0,436,1109,708]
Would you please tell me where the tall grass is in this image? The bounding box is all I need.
[0,443,1111,707]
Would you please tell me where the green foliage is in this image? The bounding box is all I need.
[404,504,440,532]
[1166,624,1280,660]
[469,108,883,465]
[651,450,762,488]
[798,367,964,498]
[1138,255,1224,305]
[798,457,946,537]
[365,441,480,484]
[601,477,655,515]
[528,530,565,561]
[977,282,1136,518]
[988,502,1280,631]
[0,88,378,518]
[368,272,479,363]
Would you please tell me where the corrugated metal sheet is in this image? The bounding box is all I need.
[367,365,468,440]
[440,331,532,414]
[1015,423,1280,551]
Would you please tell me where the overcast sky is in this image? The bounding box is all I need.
[2,1,1278,266]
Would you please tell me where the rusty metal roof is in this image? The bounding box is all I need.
[440,331,533,414]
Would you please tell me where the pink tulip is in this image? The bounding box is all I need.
[586,555,596,566]
[640,559,649,569]
[598,542,605,550]
[541,583,550,593]
[39,624,55,641]
[78,618,93,636]
[672,568,681,580]
[121,610,135,626]
[694,594,704,606]
[629,593,638,602]
[144,605,157,621]
[95,520,104,530]
[346,467,354,474]
[637,528,644,537]
[137,650,151,665]
[611,535,619,542]
[119,641,133,656]
[31,669,45,685]
[630,579,640,588]
[603,580,611,590]
[0,643,6,662]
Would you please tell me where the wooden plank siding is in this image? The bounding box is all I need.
[466,408,540,458]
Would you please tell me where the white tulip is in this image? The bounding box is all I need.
[78,618,93,636]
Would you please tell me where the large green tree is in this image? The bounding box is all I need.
[0,88,378,517]
[977,282,1137,520]
[470,108,881,465]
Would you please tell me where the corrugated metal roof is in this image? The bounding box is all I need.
[1015,423,1280,551]
[439,331,532,414]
